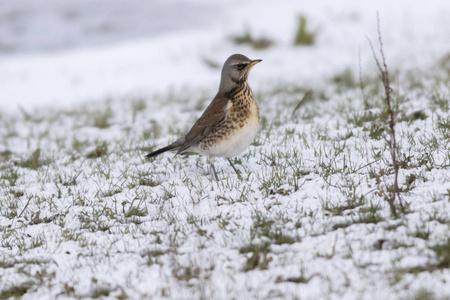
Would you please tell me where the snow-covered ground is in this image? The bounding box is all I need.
[0,1,449,299]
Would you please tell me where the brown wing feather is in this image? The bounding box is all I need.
[177,93,230,154]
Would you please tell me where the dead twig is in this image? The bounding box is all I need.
[18,195,33,218]
[358,49,368,109]
[291,90,312,119]
[367,12,405,216]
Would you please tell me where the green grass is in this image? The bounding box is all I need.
[0,282,34,299]
[431,239,450,269]
[231,30,274,50]
[86,142,109,159]
[293,15,315,45]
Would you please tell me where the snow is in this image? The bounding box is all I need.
[0,0,450,299]
[1,0,449,112]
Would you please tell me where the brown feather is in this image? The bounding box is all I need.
[177,92,231,154]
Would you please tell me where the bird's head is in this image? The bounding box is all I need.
[219,54,262,92]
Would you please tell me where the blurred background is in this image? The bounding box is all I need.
[0,0,449,112]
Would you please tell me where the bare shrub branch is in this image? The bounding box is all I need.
[367,13,405,216]
[358,49,368,109]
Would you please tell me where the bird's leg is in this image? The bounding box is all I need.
[209,156,219,181]
[227,158,242,180]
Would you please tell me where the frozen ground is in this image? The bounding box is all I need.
[0,0,449,299]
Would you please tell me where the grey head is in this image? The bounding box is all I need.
[219,54,262,93]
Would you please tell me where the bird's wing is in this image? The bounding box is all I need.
[177,93,230,154]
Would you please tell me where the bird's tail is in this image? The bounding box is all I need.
[145,145,176,159]
[145,139,184,159]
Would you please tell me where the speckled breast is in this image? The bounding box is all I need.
[199,84,259,157]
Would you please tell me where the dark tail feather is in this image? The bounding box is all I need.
[145,144,177,159]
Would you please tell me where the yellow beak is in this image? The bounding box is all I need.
[249,59,262,66]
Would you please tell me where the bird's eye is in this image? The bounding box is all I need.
[236,63,246,71]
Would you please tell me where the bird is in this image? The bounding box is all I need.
[145,54,261,180]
